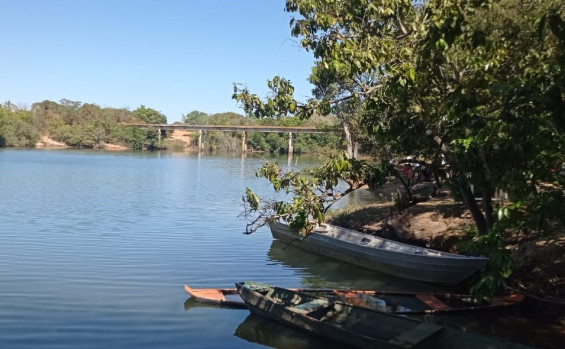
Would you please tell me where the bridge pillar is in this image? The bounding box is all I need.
[158,128,161,143]
[241,131,247,152]
[198,130,203,151]
[288,132,293,155]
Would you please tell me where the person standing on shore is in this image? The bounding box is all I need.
[402,163,414,188]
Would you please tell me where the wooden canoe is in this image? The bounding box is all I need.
[269,221,488,284]
[236,281,532,349]
[184,284,523,315]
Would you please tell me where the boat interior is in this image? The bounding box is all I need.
[243,283,448,346]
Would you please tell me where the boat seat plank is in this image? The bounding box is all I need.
[415,294,451,311]
[389,323,443,347]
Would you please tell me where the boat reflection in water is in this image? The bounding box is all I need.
[234,314,348,349]
[267,240,445,293]
[183,296,240,312]
[185,295,349,348]
[268,221,487,284]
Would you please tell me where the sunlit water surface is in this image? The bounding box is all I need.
[0,149,559,348]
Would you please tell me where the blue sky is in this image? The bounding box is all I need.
[0,0,315,122]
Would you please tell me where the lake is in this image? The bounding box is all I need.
[0,149,558,348]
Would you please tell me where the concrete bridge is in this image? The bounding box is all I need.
[126,123,338,153]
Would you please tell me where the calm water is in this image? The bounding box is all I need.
[0,149,560,348]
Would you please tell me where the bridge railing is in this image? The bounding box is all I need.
[124,123,337,134]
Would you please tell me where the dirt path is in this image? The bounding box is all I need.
[167,130,192,145]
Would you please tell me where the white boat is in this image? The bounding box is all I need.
[268,222,487,284]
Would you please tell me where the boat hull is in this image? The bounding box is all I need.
[268,222,487,284]
[236,281,531,349]
[237,282,400,348]
[184,284,523,314]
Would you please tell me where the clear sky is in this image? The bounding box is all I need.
[0,0,315,122]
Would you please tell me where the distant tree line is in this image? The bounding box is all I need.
[0,99,167,150]
[0,99,343,154]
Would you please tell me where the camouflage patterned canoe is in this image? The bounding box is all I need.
[184,284,523,315]
[236,281,532,349]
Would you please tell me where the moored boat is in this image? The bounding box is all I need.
[236,281,532,349]
[269,221,487,284]
[184,284,523,314]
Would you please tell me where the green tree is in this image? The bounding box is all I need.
[0,104,40,147]
[144,129,166,150]
[182,110,209,124]
[208,112,250,125]
[107,126,145,150]
[243,154,390,234]
[31,100,67,130]
[235,0,565,295]
[133,105,167,124]
[235,0,565,234]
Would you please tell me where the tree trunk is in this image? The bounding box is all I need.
[457,180,489,235]
[340,116,356,159]
[431,169,443,188]
[393,171,413,202]
[481,185,495,232]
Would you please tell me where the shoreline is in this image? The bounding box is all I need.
[329,180,565,317]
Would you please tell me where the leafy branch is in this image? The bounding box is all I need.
[241,153,391,234]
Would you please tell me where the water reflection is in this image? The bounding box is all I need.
[331,187,379,210]
[267,240,446,293]
[234,314,348,349]
[183,297,241,312]
[183,294,350,348]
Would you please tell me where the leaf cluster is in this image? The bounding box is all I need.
[242,154,390,234]
[0,103,40,147]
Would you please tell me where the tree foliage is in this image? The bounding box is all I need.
[236,0,565,231]
[133,105,167,124]
[235,0,565,295]
[182,110,209,125]
[0,99,172,150]
[243,153,391,234]
[0,103,40,147]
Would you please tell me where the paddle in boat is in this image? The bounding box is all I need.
[235,281,532,349]
[268,221,488,284]
[185,284,523,314]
